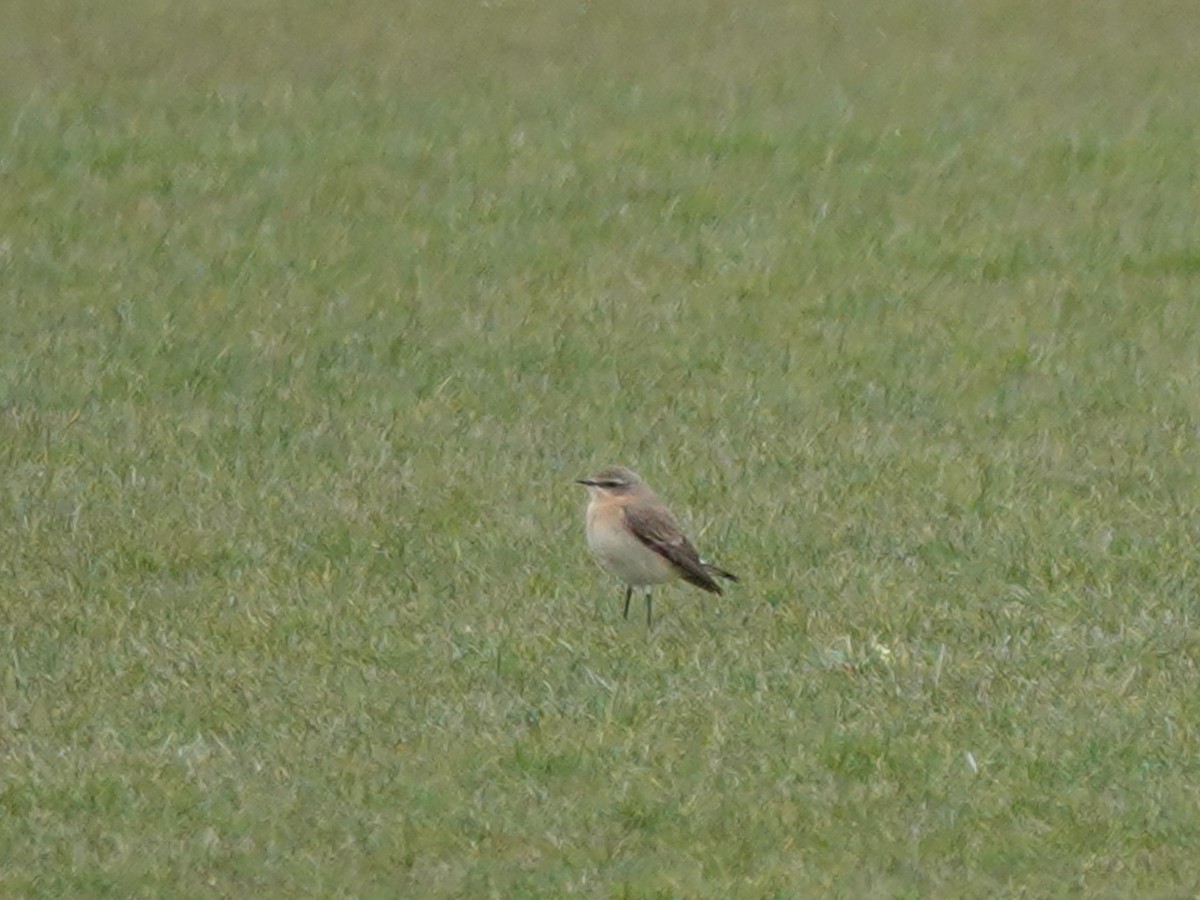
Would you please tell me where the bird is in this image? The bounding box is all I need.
[576,466,738,626]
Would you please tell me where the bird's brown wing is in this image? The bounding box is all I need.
[623,502,724,594]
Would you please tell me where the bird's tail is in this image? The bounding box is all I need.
[703,562,738,583]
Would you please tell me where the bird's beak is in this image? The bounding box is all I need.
[576,478,595,486]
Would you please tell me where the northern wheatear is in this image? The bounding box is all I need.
[576,466,738,626]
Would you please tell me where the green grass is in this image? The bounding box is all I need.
[3,0,1200,895]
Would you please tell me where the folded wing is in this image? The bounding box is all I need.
[623,502,729,594]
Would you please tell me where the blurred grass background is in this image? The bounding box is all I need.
[3,0,1200,895]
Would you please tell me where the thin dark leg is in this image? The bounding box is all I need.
[623,586,632,620]
[645,591,653,628]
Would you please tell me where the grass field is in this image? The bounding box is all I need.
[3,0,1200,895]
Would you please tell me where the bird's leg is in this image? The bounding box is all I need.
[645,591,653,628]
[623,586,632,620]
